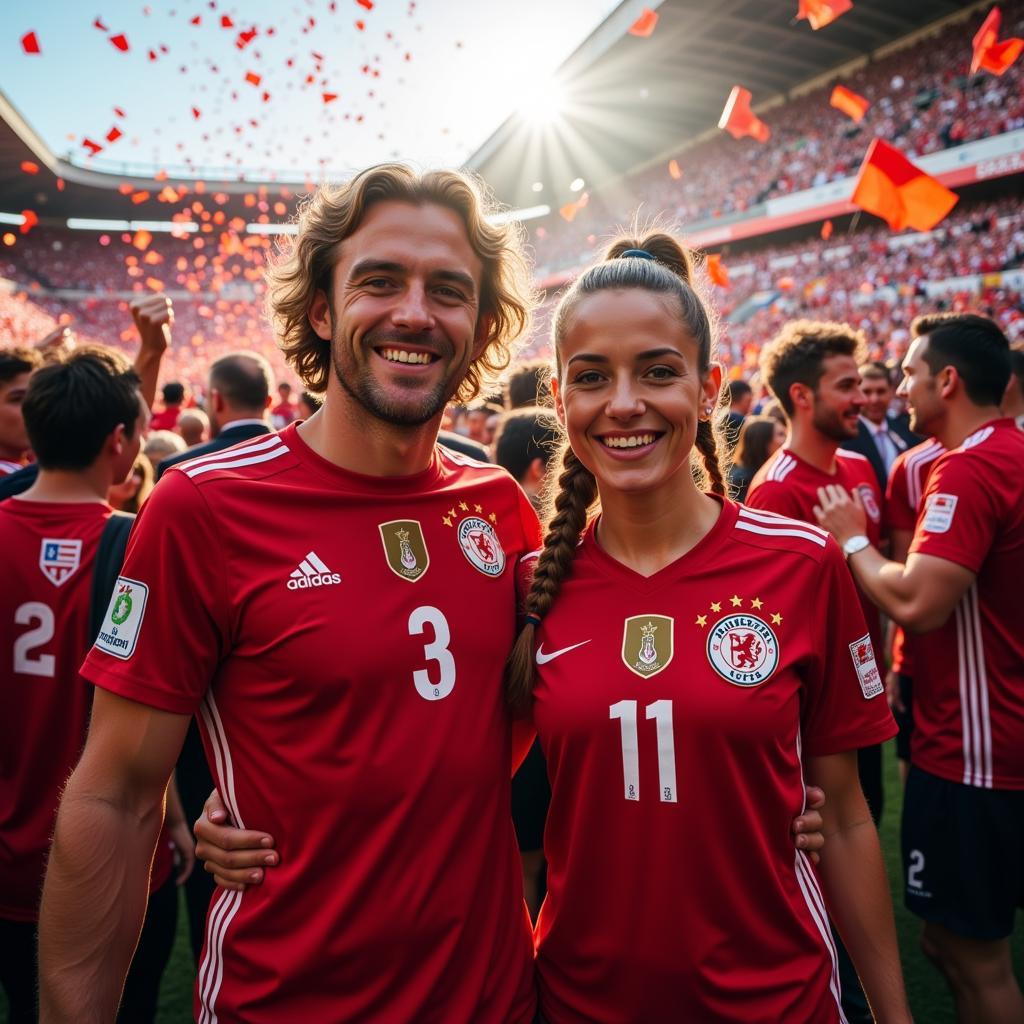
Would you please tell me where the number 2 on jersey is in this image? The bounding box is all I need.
[609,699,677,803]
[408,605,456,701]
[13,601,56,678]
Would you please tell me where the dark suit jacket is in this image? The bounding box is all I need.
[156,421,272,480]
[841,416,921,489]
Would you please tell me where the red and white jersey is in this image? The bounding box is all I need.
[747,447,885,656]
[884,439,945,675]
[0,460,23,477]
[529,499,896,1023]
[908,419,1024,790]
[80,423,539,1024]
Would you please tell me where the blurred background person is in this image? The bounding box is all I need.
[505,359,553,409]
[1004,342,1024,427]
[723,378,754,449]
[271,381,298,429]
[297,390,322,421]
[106,453,155,514]
[0,348,42,476]
[143,430,186,467]
[149,380,186,433]
[728,414,786,502]
[177,408,210,448]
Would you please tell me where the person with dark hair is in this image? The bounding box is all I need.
[0,346,193,1024]
[107,453,155,514]
[493,405,558,509]
[723,377,753,449]
[150,381,186,433]
[728,414,785,502]
[271,381,298,429]
[505,358,552,409]
[1002,340,1024,427]
[296,390,322,420]
[815,311,1024,1024]
[0,347,42,475]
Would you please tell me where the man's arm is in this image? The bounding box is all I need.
[805,752,912,1024]
[38,689,190,1024]
[130,296,173,410]
[814,484,975,632]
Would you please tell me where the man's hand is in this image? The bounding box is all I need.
[36,324,76,356]
[793,785,826,864]
[168,819,196,885]
[813,484,867,546]
[130,295,173,355]
[194,789,278,892]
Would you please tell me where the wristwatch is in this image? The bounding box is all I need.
[842,534,871,559]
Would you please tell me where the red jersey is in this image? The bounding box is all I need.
[884,439,945,675]
[0,500,173,921]
[81,424,538,1024]
[528,499,896,1023]
[908,419,1024,790]
[149,405,181,432]
[270,400,297,430]
[747,447,885,655]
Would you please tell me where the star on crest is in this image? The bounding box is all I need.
[448,507,456,518]
[730,595,743,607]
[474,503,482,513]
[710,601,722,613]
[442,515,453,528]
[771,612,783,625]
[695,614,708,627]
[751,597,763,610]
[489,513,497,524]
[459,501,469,511]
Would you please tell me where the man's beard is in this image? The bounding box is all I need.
[812,400,858,442]
[332,329,460,427]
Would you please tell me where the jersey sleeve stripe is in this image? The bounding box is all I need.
[734,520,828,548]
[184,445,289,479]
[177,434,283,470]
[737,505,829,538]
[766,453,795,482]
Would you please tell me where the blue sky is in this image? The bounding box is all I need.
[2,0,620,181]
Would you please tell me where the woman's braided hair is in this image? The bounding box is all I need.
[504,228,726,709]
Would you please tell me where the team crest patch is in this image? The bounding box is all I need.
[378,519,429,582]
[707,614,779,687]
[922,493,957,534]
[856,484,881,524]
[458,517,505,576]
[39,537,82,587]
[621,615,674,678]
[94,577,149,660]
[849,634,884,699]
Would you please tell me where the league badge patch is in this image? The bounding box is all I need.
[94,577,149,660]
[706,614,779,687]
[621,615,674,679]
[39,537,83,587]
[922,493,957,534]
[849,633,884,699]
[378,519,430,582]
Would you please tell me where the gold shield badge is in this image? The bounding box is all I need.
[621,615,674,679]
[378,520,430,582]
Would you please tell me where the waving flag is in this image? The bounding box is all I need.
[971,7,1023,76]
[718,87,770,143]
[830,85,870,122]
[797,0,852,30]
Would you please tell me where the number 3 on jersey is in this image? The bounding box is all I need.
[408,605,456,701]
[610,699,677,803]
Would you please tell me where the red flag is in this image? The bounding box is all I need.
[821,219,834,240]
[20,161,39,175]
[20,31,41,54]
[718,86,770,143]
[109,33,130,51]
[830,85,870,122]
[628,8,659,37]
[851,139,958,232]
[668,159,682,180]
[706,253,729,288]
[797,0,852,30]
[971,7,1024,76]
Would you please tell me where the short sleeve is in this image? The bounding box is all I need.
[909,453,995,574]
[745,479,803,518]
[800,540,897,756]
[883,457,916,533]
[79,470,230,714]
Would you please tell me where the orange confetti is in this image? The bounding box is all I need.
[668,159,682,180]
[143,251,163,265]
[245,71,262,86]
[131,229,153,251]
[20,161,39,175]
[19,210,38,235]
[145,277,165,292]
[821,219,834,240]
[131,191,151,204]
[627,8,658,37]
[706,253,729,288]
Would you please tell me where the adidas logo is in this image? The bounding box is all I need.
[287,551,341,590]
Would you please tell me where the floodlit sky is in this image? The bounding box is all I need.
[1,0,621,181]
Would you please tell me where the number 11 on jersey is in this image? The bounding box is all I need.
[609,699,677,803]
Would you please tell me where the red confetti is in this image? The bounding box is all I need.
[113,106,126,118]
[19,210,38,235]
[106,126,123,143]
[148,49,158,61]
[236,28,258,48]
[356,0,374,8]
[82,138,104,155]
[56,178,65,191]
[311,50,324,60]
[190,14,201,24]
[94,17,108,31]
[355,19,365,30]
[261,90,271,102]
[20,161,39,175]
[131,190,151,204]
[220,14,234,27]
[245,71,262,86]
[322,92,338,103]
[109,33,130,51]
[821,220,834,240]
[192,106,202,119]
[21,31,41,54]
[627,8,658,37]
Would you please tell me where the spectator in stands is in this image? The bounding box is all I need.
[107,454,155,514]
[150,381,186,433]
[728,415,785,502]
[1003,341,1024,427]
[1,346,193,1024]
[297,391,322,420]
[177,408,210,447]
[464,400,501,444]
[0,347,42,475]
[841,362,918,488]
[493,406,559,511]
[143,430,187,467]
[271,381,298,429]
[724,379,754,445]
[505,359,552,409]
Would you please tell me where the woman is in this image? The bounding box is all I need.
[728,414,786,501]
[196,234,906,1022]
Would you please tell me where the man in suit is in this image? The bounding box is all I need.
[155,350,273,964]
[842,361,919,489]
[156,353,272,480]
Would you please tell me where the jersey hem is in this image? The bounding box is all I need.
[912,754,1024,791]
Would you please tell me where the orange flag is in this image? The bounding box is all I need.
[559,193,589,222]
[971,7,1023,76]
[628,8,659,37]
[830,85,869,123]
[797,0,852,30]
[706,254,729,288]
[821,219,834,240]
[718,86,770,143]
[851,139,958,232]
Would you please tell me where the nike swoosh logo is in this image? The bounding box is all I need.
[536,640,591,665]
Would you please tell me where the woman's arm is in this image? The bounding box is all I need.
[805,751,912,1024]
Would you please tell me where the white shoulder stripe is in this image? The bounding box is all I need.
[766,453,793,482]
[177,434,283,470]
[438,445,491,468]
[738,505,829,537]
[837,449,869,463]
[734,521,827,548]
[184,444,289,479]
[521,548,542,563]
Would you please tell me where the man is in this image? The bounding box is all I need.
[0,347,42,475]
[842,361,918,487]
[149,381,186,433]
[39,164,541,1024]
[746,319,886,1024]
[176,408,210,447]
[723,378,753,449]
[270,381,298,429]
[492,406,558,512]
[504,358,552,409]
[815,313,1024,1024]
[156,352,272,480]
[1,346,192,1024]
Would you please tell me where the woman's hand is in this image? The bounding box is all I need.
[792,785,826,864]
[193,789,278,892]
